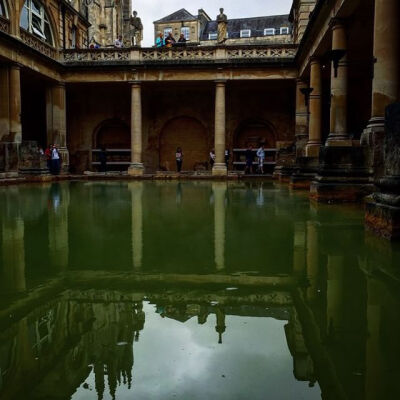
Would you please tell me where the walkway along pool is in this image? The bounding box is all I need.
[0,181,399,400]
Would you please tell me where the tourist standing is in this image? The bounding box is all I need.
[165,32,176,48]
[178,33,187,44]
[245,145,254,174]
[99,147,107,173]
[176,147,183,172]
[45,146,52,170]
[156,32,164,47]
[51,144,61,175]
[257,144,265,174]
[210,149,216,169]
[114,35,124,48]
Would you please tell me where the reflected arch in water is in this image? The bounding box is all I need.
[159,116,209,171]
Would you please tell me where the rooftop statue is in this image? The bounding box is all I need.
[130,11,143,47]
[217,8,228,44]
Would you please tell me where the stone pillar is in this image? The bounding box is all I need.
[9,64,22,143]
[49,83,69,172]
[213,182,226,270]
[295,79,309,156]
[0,66,10,141]
[130,181,143,270]
[368,0,400,130]
[306,58,322,157]
[327,20,351,145]
[128,82,144,176]
[212,80,228,176]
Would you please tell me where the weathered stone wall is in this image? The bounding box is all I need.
[66,81,295,173]
[290,0,316,44]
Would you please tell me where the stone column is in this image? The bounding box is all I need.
[213,182,227,270]
[0,66,10,141]
[9,64,22,143]
[368,0,400,130]
[130,181,143,270]
[212,80,228,176]
[327,20,351,145]
[306,58,322,157]
[49,83,69,172]
[128,82,144,176]
[295,79,309,156]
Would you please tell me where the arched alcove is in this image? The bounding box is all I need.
[234,119,276,148]
[159,116,209,171]
[94,119,130,149]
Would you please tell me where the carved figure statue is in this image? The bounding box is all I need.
[130,11,143,47]
[217,8,228,44]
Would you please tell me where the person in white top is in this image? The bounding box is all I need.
[210,149,216,169]
[51,144,61,175]
[256,144,265,174]
[114,35,124,48]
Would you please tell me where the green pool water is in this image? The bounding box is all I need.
[0,181,399,400]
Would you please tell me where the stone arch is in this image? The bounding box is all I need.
[234,118,277,148]
[18,0,59,47]
[159,116,209,171]
[93,118,130,149]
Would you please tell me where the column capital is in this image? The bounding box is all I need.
[55,81,66,89]
[310,56,321,66]
[329,17,347,30]
[129,80,142,87]
[214,79,227,86]
[10,63,23,71]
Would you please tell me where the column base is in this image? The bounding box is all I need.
[128,163,144,176]
[290,156,319,190]
[361,122,386,179]
[212,163,228,176]
[310,146,374,203]
[59,147,69,174]
[305,143,321,158]
[325,135,353,147]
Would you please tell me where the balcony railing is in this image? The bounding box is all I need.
[20,29,58,60]
[0,15,10,35]
[62,44,298,65]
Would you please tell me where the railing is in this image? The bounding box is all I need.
[0,15,10,35]
[20,29,58,60]
[62,44,298,64]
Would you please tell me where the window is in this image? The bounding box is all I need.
[71,26,76,48]
[240,29,251,38]
[264,28,275,36]
[208,32,217,40]
[0,0,8,17]
[280,27,289,35]
[181,26,190,40]
[163,27,172,38]
[20,0,54,45]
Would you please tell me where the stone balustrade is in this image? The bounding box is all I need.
[62,44,298,65]
[0,15,9,35]
[20,29,58,60]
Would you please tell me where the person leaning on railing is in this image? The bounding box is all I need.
[165,32,176,48]
[156,32,164,48]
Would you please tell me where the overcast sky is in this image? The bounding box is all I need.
[133,0,293,46]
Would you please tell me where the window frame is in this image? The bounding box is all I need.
[208,32,217,40]
[163,27,172,38]
[181,26,190,41]
[240,29,251,38]
[280,27,289,35]
[0,0,8,18]
[20,0,54,45]
[264,28,275,36]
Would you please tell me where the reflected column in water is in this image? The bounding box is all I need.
[293,222,306,276]
[2,217,26,292]
[326,255,344,339]
[215,306,226,344]
[129,182,143,270]
[48,183,70,271]
[306,222,319,302]
[213,182,227,271]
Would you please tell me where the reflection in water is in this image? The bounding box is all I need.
[0,181,400,399]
